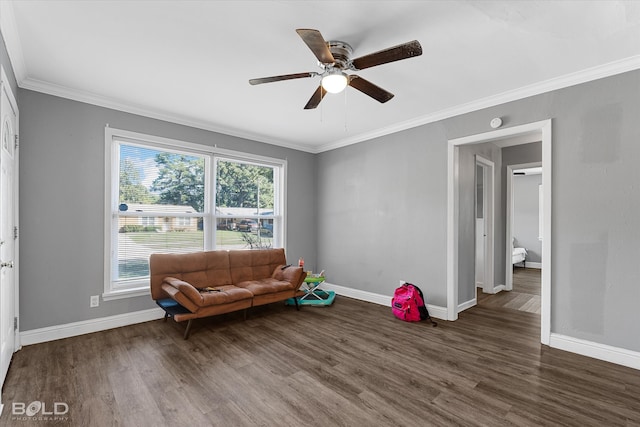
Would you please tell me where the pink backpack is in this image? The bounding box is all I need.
[392,283,437,326]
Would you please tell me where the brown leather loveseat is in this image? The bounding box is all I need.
[149,248,306,338]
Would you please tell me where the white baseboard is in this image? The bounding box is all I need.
[322,282,448,320]
[458,298,477,312]
[493,284,506,293]
[549,333,640,370]
[20,308,165,346]
[472,284,505,298]
[524,262,542,269]
[18,283,449,346]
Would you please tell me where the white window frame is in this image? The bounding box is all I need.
[104,127,287,300]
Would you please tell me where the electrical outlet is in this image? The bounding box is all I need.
[90,295,99,308]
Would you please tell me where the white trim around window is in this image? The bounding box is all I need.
[103,126,287,300]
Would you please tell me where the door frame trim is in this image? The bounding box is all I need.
[447,119,551,345]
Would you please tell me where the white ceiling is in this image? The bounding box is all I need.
[2,1,639,153]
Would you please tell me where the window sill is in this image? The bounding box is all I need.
[103,287,150,301]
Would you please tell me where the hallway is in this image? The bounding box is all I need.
[477,268,541,314]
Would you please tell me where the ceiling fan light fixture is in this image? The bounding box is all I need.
[249,29,422,109]
[321,71,348,94]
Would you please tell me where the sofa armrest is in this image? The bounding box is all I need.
[163,277,205,307]
[161,282,199,313]
[272,265,306,290]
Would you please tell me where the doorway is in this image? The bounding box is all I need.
[506,162,542,292]
[447,119,552,345]
[0,65,19,407]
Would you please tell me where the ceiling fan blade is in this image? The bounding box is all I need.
[296,29,335,65]
[348,75,394,103]
[304,86,326,110]
[351,40,422,70]
[249,72,316,85]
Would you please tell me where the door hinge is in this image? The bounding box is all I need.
[13,317,17,332]
[13,226,18,240]
[14,135,19,149]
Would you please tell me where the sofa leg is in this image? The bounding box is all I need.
[163,312,169,322]
[294,297,300,311]
[183,319,193,340]
[243,309,247,321]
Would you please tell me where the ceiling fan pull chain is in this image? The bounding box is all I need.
[344,89,348,133]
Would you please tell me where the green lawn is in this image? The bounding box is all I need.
[126,230,205,249]
[125,230,272,249]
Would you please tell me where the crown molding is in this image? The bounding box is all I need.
[20,77,317,153]
[16,54,640,155]
[316,55,640,153]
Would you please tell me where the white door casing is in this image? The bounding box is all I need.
[447,119,552,345]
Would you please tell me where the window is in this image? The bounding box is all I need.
[104,127,286,299]
[214,158,278,250]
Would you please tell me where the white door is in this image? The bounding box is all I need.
[0,69,18,390]
[475,155,494,295]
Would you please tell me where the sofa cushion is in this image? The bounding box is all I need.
[198,285,254,306]
[229,248,286,283]
[163,277,252,308]
[235,278,296,296]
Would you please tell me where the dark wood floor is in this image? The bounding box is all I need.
[478,267,541,314]
[2,291,639,426]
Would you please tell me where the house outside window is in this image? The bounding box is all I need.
[104,127,286,299]
[140,217,155,226]
[176,217,191,228]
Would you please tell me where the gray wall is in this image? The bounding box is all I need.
[316,124,449,305]
[513,174,542,263]
[502,142,542,168]
[318,69,640,353]
[18,89,317,331]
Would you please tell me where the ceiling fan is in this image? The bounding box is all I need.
[249,29,422,109]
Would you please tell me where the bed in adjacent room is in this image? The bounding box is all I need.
[512,241,527,268]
